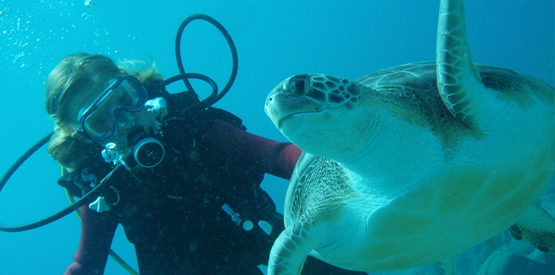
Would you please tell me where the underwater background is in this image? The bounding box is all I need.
[0,0,553,274]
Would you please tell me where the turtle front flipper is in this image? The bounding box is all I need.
[436,0,487,128]
[268,218,316,275]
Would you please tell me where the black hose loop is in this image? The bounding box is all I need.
[175,14,238,106]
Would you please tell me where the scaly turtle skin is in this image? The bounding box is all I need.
[264,0,555,274]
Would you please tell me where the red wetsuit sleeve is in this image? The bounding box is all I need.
[276,143,303,178]
[64,206,119,275]
[207,119,302,180]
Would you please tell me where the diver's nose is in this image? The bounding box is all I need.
[116,111,135,129]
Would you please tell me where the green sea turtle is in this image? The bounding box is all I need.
[264,0,555,274]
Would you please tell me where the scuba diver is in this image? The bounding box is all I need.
[46,52,299,275]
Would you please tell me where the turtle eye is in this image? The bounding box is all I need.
[293,76,306,92]
[288,75,310,97]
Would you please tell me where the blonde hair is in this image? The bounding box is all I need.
[45,53,163,170]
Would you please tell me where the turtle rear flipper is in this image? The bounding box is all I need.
[510,203,555,253]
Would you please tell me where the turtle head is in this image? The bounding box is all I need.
[265,74,374,160]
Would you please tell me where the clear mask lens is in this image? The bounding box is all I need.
[79,76,148,143]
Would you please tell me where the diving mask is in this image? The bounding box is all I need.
[77,76,149,144]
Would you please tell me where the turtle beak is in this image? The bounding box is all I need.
[265,84,286,130]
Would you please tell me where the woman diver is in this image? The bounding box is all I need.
[45,53,365,275]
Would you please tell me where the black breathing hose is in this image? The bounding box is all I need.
[0,132,114,232]
[174,14,238,107]
[0,132,53,193]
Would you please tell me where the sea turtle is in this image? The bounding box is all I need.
[263,0,555,274]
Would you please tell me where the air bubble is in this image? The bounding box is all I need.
[84,0,96,7]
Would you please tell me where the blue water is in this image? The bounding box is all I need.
[0,1,553,274]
